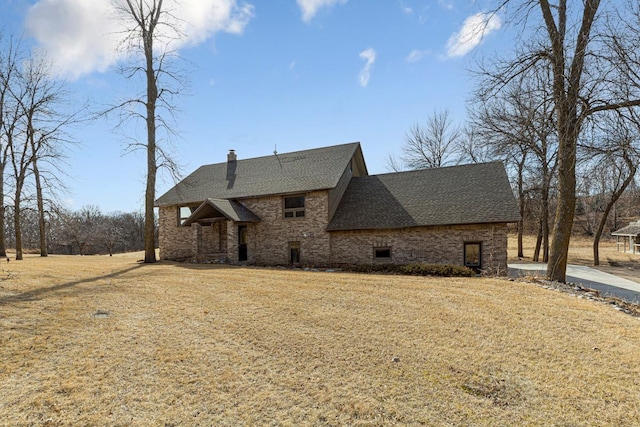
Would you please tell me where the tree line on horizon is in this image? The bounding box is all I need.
[4,206,148,256]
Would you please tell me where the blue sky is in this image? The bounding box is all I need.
[4,0,513,213]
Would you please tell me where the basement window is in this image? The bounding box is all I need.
[284,195,305,219]
[374,247,392,260]
[289,242,301,264]
[464,242,482,271]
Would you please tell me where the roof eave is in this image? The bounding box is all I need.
[326,219,519,232]
[156,187,339,208]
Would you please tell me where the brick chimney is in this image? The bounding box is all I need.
[227,149,237,162]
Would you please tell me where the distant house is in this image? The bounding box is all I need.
[612,221,640,254]
[155,142,520,272]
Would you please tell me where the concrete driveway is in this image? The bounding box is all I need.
[508,263,640,304]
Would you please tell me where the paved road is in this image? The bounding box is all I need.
[508,263,640,304]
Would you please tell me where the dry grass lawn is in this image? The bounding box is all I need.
[1,252,640,426]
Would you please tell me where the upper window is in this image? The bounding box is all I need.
[178,206,195,225]
[284,195,305,218]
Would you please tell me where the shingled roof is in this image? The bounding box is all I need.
[182,199,261,225]
[327,161,520,231]
[612,221,640,236]
[156,142,364,207]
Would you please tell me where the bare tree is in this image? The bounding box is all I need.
[98,215,125,256]
[4,66,30,261]
[111,0,184,263]
[47,206,145,255]
[481,0,640,281]
[0,35,22,258]
[458,125,496,164]
[580,114,639,265]
[385,152,403,172]
[7,55,76,260]
[63,206,103,255]
[117,211,146,252]
[400,109,461,170]
[29,131,74,257]
[471,67,557,261]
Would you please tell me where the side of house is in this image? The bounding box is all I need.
[157,143,367,265]
[155,142,520,272]
[329,224,509,272]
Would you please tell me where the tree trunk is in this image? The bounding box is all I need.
[593,155,636,266]
[143,24,158,264]
[14,192,22,261]
[516,154,526,258]
[542,0,599,282]
[547,131,577,282]
[593,201,616,267]
[517,222,524,259]
[32,158,48,257]
[533,218,543,262]
[541,180,550,263]
[144,139,157,263]
[0,169,6,258]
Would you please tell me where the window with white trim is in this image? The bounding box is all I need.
[178,206,195,225]
[283,195,305,218]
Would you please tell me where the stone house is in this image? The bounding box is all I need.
[155,142,520,272]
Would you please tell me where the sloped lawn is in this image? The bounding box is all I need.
[1,253,639,426]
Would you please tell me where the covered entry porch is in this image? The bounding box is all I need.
[182,198,261,263]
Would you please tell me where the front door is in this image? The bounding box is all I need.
[238,225,248,262]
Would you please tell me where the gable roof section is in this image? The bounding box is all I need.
[156,142,365,207]
[182,199,261,226]
[612,221,640,236]
[327,161,520,231]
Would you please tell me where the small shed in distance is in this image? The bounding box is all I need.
[612,220,640,254]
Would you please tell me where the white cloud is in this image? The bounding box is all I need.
[399,1,413,15]
[406,49,430,63]
[25,0,254,79]
[446,12,501,58]
[438,0,454,10]
[177,0,254,42]
[358,48,376,87]
[297,0,347,22]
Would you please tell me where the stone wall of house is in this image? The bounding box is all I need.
[240,191,331,265]
[329,223,510,273]
[158,206,196,260]
[200,221,226,254]
[160,199,510,272]
[159,206,229,260]
[159,192,332,264]
[226,222,239,263]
